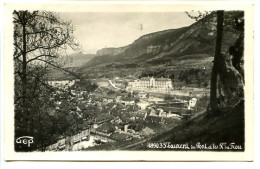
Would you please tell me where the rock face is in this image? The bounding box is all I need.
[96,46,128,56]
[146,45,161,54]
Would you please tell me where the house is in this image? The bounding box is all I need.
[136,109,147,119]
[110,132,133,141]
[112,116,123,124]
[72,133,81,144]
[93,114,114,128]
[121,100,135,106]
[96,122,116,135]
[188,98,197,110]
[137,100,150,110]
[116,103,125,110]
[139,127,155,136]
[103,96,114,103]
[116,96,122,103]
[48,80,75,89]
[71,90,76,96]
[59,100,74,111]
[129,116,136,121]
[106,102,117,110]
[70,128,90,144]
[147,107,157,116]
[46,142,59,151]
[114,124,124,132]
[57,137,66,150]
[138,91,147,99]
[77,102,87,111]
[146,116,163,123]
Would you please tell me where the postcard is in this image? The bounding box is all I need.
[3,2,254,161]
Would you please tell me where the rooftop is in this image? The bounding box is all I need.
[110,132,132,141]
[139,77,171,81]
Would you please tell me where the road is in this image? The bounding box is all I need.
[108,80,123,90]
[114,138,149,150]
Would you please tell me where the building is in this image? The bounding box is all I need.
[128,77,173,90]
[110,132,133,141]
[57,137,66,150]
[188,98,197,110]
[71,128,90,144]
[137,100,150,110]
[48,80,75,89]
[138,91,148,99]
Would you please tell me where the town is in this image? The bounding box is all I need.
[43,74,209,151]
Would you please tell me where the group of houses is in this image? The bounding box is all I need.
[45,77,199,151]
[48,79,81,90]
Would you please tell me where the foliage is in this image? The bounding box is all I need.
[13,10,79,151]
[164,94,173,101]
[70,79,98,92]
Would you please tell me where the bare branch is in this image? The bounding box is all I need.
[26,54,58,64]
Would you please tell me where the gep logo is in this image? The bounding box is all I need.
[16,136,34,147]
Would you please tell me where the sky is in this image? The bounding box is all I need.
[60,12,195,54]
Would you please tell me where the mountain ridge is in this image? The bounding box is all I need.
[82,12,240,68]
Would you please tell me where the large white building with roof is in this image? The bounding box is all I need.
[128,77,173,90]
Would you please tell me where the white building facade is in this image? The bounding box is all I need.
[128,77,173,90]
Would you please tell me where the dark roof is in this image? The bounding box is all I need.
[105,93,117,99]
[78,122,91,130]
[116,103,125,109]
[155,78,171,81]
[96,122,115,134]
[59,100,74,110]
[137,109,146,114]
[110,132,131,141]
[139,77,171,81]
[140,77,150,81]
[157,106,187,114]
[121,97,134,101]
[78,103,87,110]
[95,114,113,123]
[106,102,116,108]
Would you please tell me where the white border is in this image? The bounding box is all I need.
[1,1,256,163]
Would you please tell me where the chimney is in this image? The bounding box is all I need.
[124,125,128,133]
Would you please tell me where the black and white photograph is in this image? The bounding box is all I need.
[2,3,254,161]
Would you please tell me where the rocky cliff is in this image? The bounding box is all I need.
[96,46,128,56]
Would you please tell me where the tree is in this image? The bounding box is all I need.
[169,73,175,83]
[164,94,172,101]
[186,10,244,113]
[210,10,224,113]
[13,10,79,151]
[134,97,140,103]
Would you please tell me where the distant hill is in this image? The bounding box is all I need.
[63,52,95,68]
[82,11,241,68]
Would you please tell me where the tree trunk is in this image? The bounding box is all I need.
[210,11,224,113]
[218,53,244,107]
[21,20,29,134]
